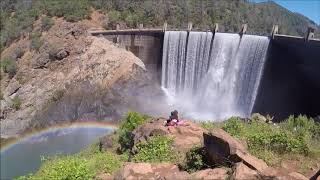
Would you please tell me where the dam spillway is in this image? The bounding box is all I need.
[161,31,270,120]
[94,29,320,121]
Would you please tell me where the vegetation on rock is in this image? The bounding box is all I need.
[40,16,54,31]
[221,115,320,165]
[133,136,176,163]
[16,143,122,180]
[118,111,149,152]
[29,32,43,51]
[0,58,18,78]
[11,96,22,110]
[182,146,208,173]
[15,112,320,179]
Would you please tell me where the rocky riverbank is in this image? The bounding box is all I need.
[18,112,319,179]
[98,117,317,179]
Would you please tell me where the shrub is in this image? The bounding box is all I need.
[120,111,149,132]
[44,0,91,22]
[310,122,320,140]
[182,146,207,173]
[31,156,94,180]
[41,16,54,31]
[48,43,59,60]
[0,58,18,78]
[222,115,317,163]
[14,47,24,59]
[246,132,308,154]
[118,112,149,152]
[29,32,43,51]
[0,91,3,100]
[280,115,315,141]
[222,117,244,137]
[133,136,176,163]
[17,148,122,180]
[107,10,121,29]
[11,96,22,110]
[200,121,215,130]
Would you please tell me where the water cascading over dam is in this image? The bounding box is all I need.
[161,31,270,120]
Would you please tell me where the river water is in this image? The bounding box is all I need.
[0,125,114,180]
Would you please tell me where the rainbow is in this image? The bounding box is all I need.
[0,121,118,153]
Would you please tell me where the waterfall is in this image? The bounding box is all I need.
[161,31,187,94]
[161,31,270,120]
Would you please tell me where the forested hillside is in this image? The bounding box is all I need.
[1,0,319,52]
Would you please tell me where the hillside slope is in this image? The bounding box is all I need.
[1,0,319,52]
[0,14,146,138]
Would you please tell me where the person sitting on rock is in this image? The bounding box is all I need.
[166,110,179,126]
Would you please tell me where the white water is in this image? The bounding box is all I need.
[161,31,270,121]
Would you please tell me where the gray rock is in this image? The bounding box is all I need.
[31,53,50,68]
[5,79,21,96]
[99,134,114,151]
[233,162,259,180]
[56,49,69,60]
[204,129,268,171]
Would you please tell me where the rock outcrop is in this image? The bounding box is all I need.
[103,162,230,180]
[0,17,146,138]
[204,128,268,172]
[233,162,259,180]
[132,118,206,153]
[113,163,190,180]
[191,168,229,180]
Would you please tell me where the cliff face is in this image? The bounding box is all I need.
[0,16,146,138]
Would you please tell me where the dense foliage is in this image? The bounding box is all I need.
[1,0,319,52]
[0,58,17,78]
[118,111,149,152]
[222,115,320,164]
[133,136,176,163]
[16,144,122,180]
[182,146,208,173]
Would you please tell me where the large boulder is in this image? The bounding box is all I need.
[203,128,246,164]
[234,149,268,172]
[132,118,206,153]
[287,172,308,180]
[5,79,21,97]
[191,168,229,180]
[113,162,190,180]
[233,162,259,180]
[99,134,114,151]
[204,128,268,171]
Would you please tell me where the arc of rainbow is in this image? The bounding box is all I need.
[1,121,118,153]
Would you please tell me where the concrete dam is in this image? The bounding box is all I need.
[91,28,320,121]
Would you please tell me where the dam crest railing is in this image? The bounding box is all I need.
[89,23,319,42]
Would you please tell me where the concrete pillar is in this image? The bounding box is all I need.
[271,25,279,39]
[116,24,120,44]
[213,23,219,33]
[139,24,143,30]
[239,24,247,35]
[306,27,315,41]
[188,22,193,32]
[163,22,167,32]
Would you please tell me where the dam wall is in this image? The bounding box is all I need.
[93,30,320,120]
[102,33,163,70]
[253,37,320,121]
